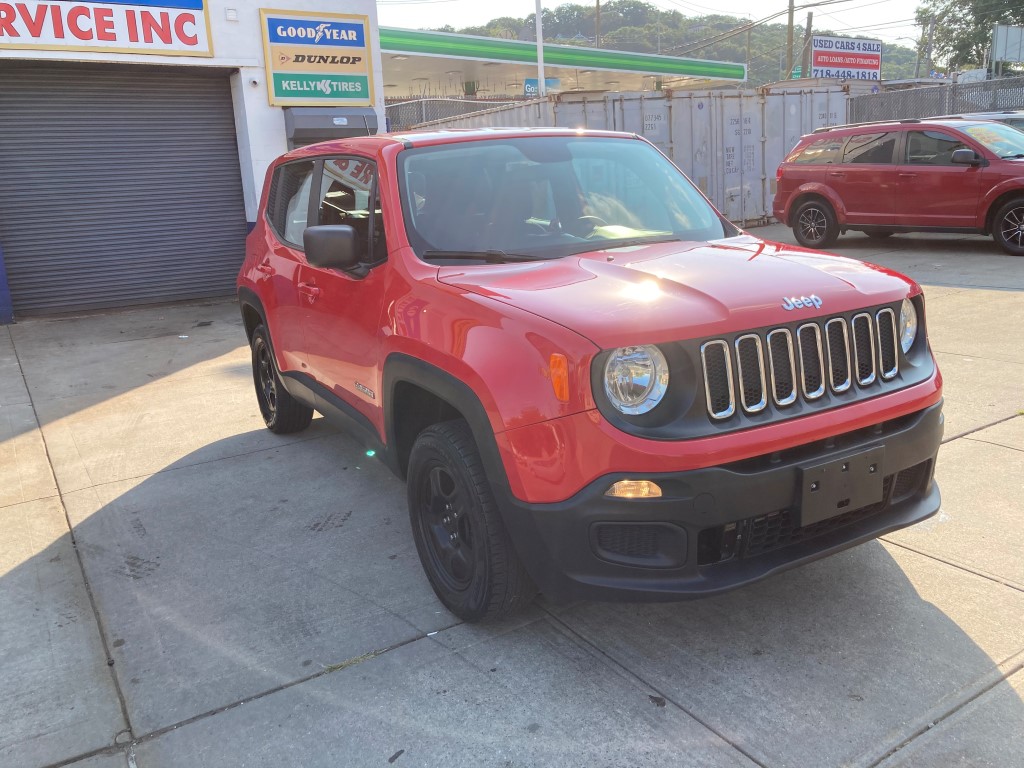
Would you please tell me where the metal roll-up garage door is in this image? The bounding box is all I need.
[0,61,249,315]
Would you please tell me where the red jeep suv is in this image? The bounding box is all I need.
[239,129,943,621]
[773,118,1024,255]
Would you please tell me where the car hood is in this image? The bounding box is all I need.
[436,235,916,349]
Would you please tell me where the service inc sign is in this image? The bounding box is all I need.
[0,0,212,56]
[811,36,882,80]
[261,9,374,107]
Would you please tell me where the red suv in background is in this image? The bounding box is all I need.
[773,118,1024,255]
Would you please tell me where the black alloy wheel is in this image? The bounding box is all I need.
[250,325,313,433]
[993,198,1024,256]
[793,199,839,248]
[407,420,535,621]
[418,463,475,593]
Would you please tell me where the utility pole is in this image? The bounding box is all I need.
[915,17,934,78]
[924,16,936,76]
[786,0,795,79]
[596,0,601,48]
[746,26,751,78]
[921,23,929,78]
[801,12,813,79]
[536,0,546,95]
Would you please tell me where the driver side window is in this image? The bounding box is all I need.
[316,157,386,263]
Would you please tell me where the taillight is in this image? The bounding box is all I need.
[776,165,785,181]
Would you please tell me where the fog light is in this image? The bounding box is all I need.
[605,479,662,498]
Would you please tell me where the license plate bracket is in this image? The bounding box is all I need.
[799,445,885,527]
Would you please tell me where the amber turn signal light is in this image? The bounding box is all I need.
[549,353,569,402]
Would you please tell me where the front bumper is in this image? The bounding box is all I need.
[495,400,943,603]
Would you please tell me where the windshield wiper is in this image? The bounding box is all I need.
[1001,153,1024,159]
[422,249,547,263]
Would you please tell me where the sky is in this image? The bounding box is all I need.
[375,0,926,50]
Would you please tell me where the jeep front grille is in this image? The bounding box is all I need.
[701,340,735,419]
[702,306,902,420]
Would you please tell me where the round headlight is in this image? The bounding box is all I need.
[603,345,669,415]
[899,298,918,354]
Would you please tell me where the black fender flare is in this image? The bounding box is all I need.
[237,287,268,340]
[382,353,511,496]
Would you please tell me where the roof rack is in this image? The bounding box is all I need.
[812,118,922,134]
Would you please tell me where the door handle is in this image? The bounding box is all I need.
[898,172,917,178]
[298,282,321,301]
[255,260,274,276]
[827,171,845,177]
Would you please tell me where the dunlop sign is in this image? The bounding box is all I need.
[260,9,374,107]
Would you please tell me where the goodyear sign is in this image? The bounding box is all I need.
[260,9,374,107]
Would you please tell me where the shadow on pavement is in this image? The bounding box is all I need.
[5,422,1023,765]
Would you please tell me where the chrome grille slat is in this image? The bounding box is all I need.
[796,323,826,400]
[699,304,901,421]
[851,313,877,386]
[735,334,768,414]
[766,329,797,407]
[824,318,852,393]
[875,308,899,380]
[701,340,735,420]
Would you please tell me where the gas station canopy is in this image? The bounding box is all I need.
[380,27,747,98]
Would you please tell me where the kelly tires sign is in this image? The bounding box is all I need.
[261,8,374,107]
[0,0,212,56]
[810,36,881,81]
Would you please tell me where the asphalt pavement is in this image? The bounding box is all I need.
[1,224,1023,767]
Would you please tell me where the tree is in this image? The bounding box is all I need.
[915,0,1024,70]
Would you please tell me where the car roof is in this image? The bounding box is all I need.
[278,127,641,162]
[930,110,1024,120]
[809,117,1000,136]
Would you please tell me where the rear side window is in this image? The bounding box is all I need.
[266,161,315,247]
[791,136,846,165]
[842,132,896,164]
[905,131,968,165]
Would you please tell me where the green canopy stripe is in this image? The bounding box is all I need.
[379,28,746,80]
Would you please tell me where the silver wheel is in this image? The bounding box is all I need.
[792,200,839,248]
[993,198,1024,256]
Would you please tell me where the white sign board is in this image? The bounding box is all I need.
[993,24,1024,64]
[0,1,212,57]
[811,36,881,81]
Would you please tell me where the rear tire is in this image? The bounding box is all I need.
[407,419,535,622]
[251,325,313,434]
[992,197,1024,256]
[793,199,839,248]
[863,228,894,239]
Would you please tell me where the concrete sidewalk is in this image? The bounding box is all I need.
[2,228,1023,767]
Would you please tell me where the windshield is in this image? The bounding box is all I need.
[962,122,1024,157]
[397,136,735,262]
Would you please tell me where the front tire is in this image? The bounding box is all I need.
[407,420,535,621]
[993,197,1024,256]
[793,199,839,248]
[251,325,313,434]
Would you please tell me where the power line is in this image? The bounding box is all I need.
[669,0,875,56]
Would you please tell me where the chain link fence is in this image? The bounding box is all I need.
[385,98,522,131]
[849,76,1024,123]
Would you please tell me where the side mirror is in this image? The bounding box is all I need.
[951,148,984,166]
[304,225,360,271]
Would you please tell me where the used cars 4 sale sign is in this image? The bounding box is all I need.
[0,0,212,56]
[810,36,882,81]
[260,8,374,107]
